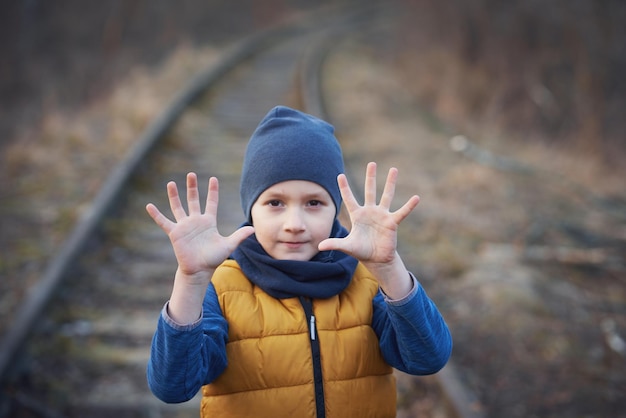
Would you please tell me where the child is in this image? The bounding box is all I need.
[146,106,452,417]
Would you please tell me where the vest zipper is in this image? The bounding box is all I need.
[310,314,316,340]
[299,297,325,418]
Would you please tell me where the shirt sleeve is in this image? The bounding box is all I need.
[146,283,229,403]
[372,272,452,375]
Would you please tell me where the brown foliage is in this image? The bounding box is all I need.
[394,0,626,164]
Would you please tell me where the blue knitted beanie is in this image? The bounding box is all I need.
[240,106,344,223]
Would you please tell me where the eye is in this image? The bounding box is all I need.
[308,200,323,207]
[267,199,282,207]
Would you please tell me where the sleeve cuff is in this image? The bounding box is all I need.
[161,301,203,331]
[382,272,420,306]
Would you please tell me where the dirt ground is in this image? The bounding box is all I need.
[1,2,625,417]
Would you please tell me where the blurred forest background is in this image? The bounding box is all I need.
[392,0,626,165]
[1,0,624,164]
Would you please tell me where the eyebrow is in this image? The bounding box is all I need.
[262,190,330,201]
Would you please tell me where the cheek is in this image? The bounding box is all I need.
[251,220,273,243]
[311,212,336,240]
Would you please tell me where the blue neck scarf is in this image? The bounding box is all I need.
[231,219,358,299]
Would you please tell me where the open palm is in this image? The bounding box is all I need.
[319,162,420,264]
[146,173,254,277]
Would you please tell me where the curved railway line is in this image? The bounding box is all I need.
[0,5,480,418]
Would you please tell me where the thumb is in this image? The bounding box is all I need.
[229,226,255,247]
[318,237,347,253]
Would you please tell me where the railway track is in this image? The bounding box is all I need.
[0,4,480,418]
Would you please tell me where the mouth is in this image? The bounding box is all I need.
[281,241,307,249]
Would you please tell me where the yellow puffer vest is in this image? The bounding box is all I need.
[201,259,396,418]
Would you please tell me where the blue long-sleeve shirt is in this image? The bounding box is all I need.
[147,274,452,403]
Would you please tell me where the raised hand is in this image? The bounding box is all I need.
[319,162,419,263]
[318,162,420,298]
[146,172,254,280]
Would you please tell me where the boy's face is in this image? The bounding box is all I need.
[250,180,336,261]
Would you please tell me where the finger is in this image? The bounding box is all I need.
[204,177,219,217]
[379,167,398,209]
[364,162,377,206]
[337,174,360,213]
[392,195,421,224]
[186,172,202,215]
[167,181,187,221]
[146,203,174,233]
[227,225,255,248]
[318,236,350,253]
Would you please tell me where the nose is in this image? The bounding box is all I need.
[284,207,306,232]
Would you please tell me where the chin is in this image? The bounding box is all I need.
[276,252,315,262]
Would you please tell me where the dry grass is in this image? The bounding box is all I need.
[0,45,219,334]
